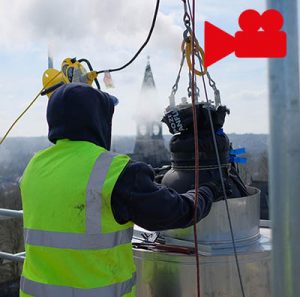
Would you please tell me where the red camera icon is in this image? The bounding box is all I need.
[204,9,287,67]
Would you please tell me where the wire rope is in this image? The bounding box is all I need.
[186,0,246,292]
[185,0,246,295]
[187,0,201,296]
[199,69,246,297]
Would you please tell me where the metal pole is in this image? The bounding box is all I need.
[267,1,300,297]
[0,251,25,262]
[0,208,23,218]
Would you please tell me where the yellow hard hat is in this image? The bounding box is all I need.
[42,68,67,98]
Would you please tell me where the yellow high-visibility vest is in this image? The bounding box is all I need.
[20,139,136,297]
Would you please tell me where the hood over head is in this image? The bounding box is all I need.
[47,83,116,149]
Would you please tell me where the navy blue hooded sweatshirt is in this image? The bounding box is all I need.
[47,83,213,231]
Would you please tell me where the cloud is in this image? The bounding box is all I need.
[0,0,271,137]
[0,0,182,56]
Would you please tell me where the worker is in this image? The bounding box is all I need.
[19,83,228,297]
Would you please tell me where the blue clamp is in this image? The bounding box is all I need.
[230,156,247,164]
[229,147,247,164]
[230,148,246,155]
[216,128,225,135]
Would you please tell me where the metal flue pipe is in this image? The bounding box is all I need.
[267,0,300,296]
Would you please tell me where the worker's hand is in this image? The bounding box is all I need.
[201,178,232,202]
[153,165,171,184]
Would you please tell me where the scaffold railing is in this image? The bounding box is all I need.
[0,206,271,265]
[0,208,23,218]
[0,208,25,263]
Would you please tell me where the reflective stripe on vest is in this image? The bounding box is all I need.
[23,228,133,250]
[20,273,136,297]
[85,152,117,234]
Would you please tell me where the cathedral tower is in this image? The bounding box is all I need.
[132,58,169,167]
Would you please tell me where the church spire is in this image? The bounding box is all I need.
[142,56,156,90]
[132,57,169,167]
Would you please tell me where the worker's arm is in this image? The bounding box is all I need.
[111,161,214,231]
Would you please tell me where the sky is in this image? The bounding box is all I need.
[0,0,288,137]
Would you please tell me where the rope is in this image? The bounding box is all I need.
[200,72,246,297]
[96,0,160,74]
[185,1,245,296]
[200,69,246,296]
[192,16,247,297]
[172,164,231,171]
[186,0,201,296]
[0,72,61,145]
[0,91,43,145]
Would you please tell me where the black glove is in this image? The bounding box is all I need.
[153,165,171,184]
[201,179,232,202]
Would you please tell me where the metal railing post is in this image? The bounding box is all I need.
[0,208,24,262]
[0,209,23,218]
[267,1,300,296]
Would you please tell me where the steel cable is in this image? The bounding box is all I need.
[186,0,201,296]
[199,70,246,297]
[199,68,246,297]
[186,0,246,293]
[186,0,245,296]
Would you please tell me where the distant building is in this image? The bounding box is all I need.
[130,58,170,168]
